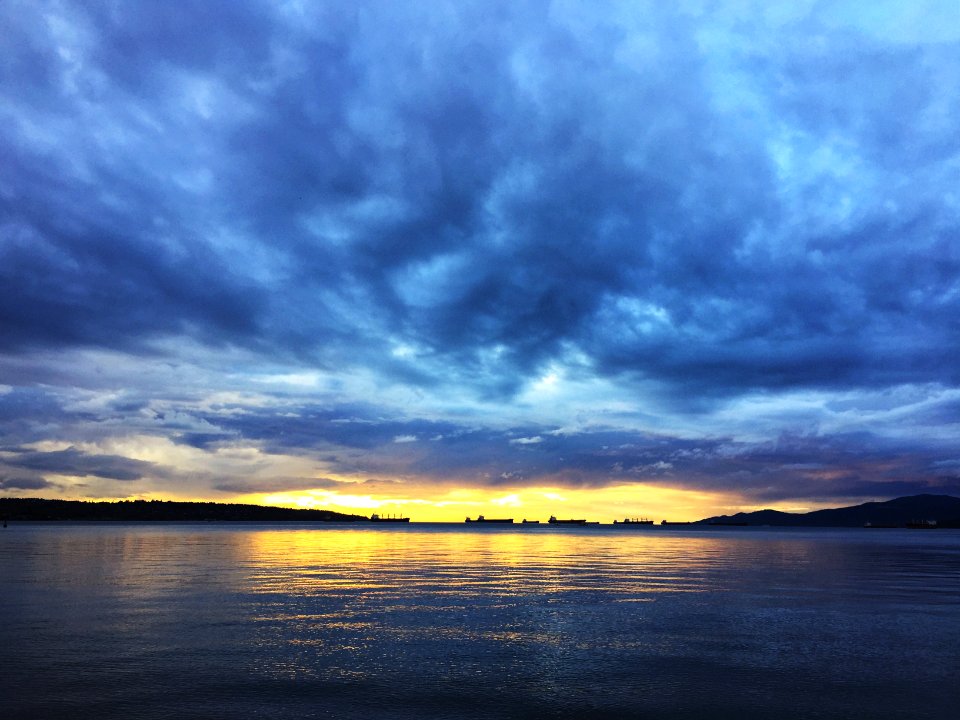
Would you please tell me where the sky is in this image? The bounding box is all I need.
[2,0,960,521]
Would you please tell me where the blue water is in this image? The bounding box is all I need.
[2,523,959,719]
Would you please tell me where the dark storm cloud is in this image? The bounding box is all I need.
[175,432,234,450]
[2,1,958,401]
[2,447,155,481]
[0,476,55,491]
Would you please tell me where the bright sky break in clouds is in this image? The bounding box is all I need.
[2,0,959,520]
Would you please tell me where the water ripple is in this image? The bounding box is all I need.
[3,524,959,719]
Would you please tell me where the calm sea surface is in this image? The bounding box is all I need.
[2,523,959,719]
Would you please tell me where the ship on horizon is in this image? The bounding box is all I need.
[548,515,588,525]
[370,513,410,523]
[613,518,654,525]
[465,515,514,523]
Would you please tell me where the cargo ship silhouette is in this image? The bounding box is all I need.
[370,513,410,523]
[613,518,654,525]
[548,516,598,525]
[465,515,514,523]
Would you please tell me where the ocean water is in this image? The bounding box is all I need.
[2,523,958,719]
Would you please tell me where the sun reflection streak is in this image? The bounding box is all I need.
[242,527,733,598]
[233,526,778,685]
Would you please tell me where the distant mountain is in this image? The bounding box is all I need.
[0,498,368,522]
[699,494,960,528]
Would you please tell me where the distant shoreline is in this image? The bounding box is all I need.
[3,494,960,527]
[0,498,367,523]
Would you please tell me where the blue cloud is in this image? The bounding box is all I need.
[1,1,958,504]
[0,476,55,491]
[2,446,154,482]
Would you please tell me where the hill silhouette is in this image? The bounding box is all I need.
[699,494,960,528]
[0,498,367,522]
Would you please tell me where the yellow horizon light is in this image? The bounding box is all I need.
[233,483,753,522]
[11,483,840,522]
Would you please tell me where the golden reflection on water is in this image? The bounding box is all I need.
[232,527,816,687]
[10,524,960,718]
[241,527,748,599]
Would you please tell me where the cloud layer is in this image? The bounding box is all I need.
[2,1,959,510]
